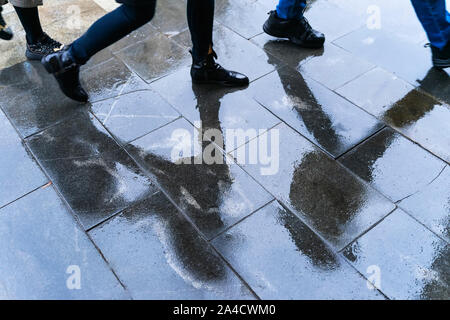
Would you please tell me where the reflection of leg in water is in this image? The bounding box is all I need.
[187,0,249,87]
[42,1,157,102]
[263,0,325,48]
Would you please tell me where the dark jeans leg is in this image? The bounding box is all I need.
[411,0,450,49]
[70,2,156,65]
[187,0,214,64]
[13,6,44,44]
[276,0,307,20]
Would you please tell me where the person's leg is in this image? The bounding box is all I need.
[69,3,156,65]
[263,0,325,48]
[0,6,14,40]
[411,0,450,67]
[42,2,156,102]
[187,0,249,86]
[276,0,306,20]
[13,6,43,44]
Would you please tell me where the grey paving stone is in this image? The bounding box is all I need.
[125,118,274,240]
[114,32,191,83]
[249,66,383,157]
[234,123,395,249]
[0,61,86,138]
[26,112,158,230]
[298,42,375,90]
[172,22,277,82]
[150,0,188,37]
[339,128,447,202]
[91,90,180,144]
[150,67,281,153]
[89,192,254,299]
[416,68,450,104]
[0,111,48,208]
[399,165,449,243]
[343,209,450,300]
[81,57,149,103]
[333,28,433,86]
[0,186,128,299]
[212,201,384,299]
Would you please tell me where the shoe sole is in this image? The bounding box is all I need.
[263,23,325,49]
[26,49,45,61]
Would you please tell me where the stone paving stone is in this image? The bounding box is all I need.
[340,128,447,203]
[0,186,128,299]
[212,201,384,299]
[90,192,254,299]
[172,22,277,82]
[249,66,383,157]
[26,112,158,230]
[81,57,149,103]
[109,23,157,53]
[333,28,433,86]
[215,0,271,39]
[343,209,450,300]
[151,67,281,153]
[251,33,322,69]
[0,61,86,138]
[150,0,188,37]
[91,90,180,144]
[0,111,47,208]
[337,68,450,163]
[114,32,191,83]
[234,123,395,250]
[125,118,274,240]
[298,42,375,90]
[398,165,449,243]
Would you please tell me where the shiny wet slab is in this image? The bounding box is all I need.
[0,186,128,299]
[343,209,449,300]
[90,192,254,299]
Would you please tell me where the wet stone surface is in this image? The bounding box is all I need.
[343,209,450,300]
[125,119,275,240]
[250,66,383,157]
[0,186,128,299]
[90,191,254,299]
[212,201,384,299]
[339,128,447,203]
[234,123,395,250]
[26,112,158,230]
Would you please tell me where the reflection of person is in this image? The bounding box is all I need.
[263,0,325,48]
[1,0,61,58]
[411,0,449,68]
[42,0,249,103]
[0,3,13,40]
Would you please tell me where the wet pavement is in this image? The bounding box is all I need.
[0,0,448,299]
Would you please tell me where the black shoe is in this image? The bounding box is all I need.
[263,10,325,48]
[26,33,63,60]
[190,50,249,87]
[41,47,88,103]
[0,11,13,41]
[427,42,450,68]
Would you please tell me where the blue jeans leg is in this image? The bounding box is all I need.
[276,0,307,20]
[411,0,450,49]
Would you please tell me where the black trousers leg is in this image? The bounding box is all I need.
[187,0,215,64]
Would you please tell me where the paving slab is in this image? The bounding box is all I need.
[212,201,384,299]
[0,186,128,299]
[234,123,395,250]
[337,68,450,162]
[26,112,158,230]
[343,209,450,300]
[125,118,274,240]
[0,110,48,208]
[91,89,180,144]
[249,66,383,157]
[340,128,447,203]
[90,191,254,299]
[398,165,450,243]
[150,0,188,37]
